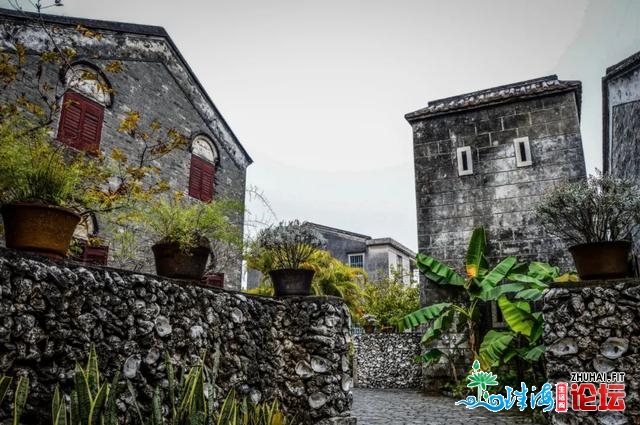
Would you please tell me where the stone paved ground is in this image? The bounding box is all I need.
[352,389,539,425]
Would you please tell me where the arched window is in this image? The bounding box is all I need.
[189,136,218,202]
[57,63,112,153]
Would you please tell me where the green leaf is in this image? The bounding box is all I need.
[104,372,120,425]
[13,376,29,425]
[515,288,545,301]
[477,282,526,302]
[151,387,163,425]
[506,273,548,290]
[498,296,534,337]
[416,253,464,286]
[420,309,454,344]
[528,262,559,281]
[89,384,108,425]
[0,376,11,405]
[398,302,452,331]
[87,344,100,395]
[523,345,546,361]
[479,256,517,288]
[465,227,486,278]
[419,348,444,366]
[479,330,515,368]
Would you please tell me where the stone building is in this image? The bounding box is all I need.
[0,9,252,288]
[406,75,586,303]
[603,49,640,253]
[305,222,417,284]
[246,222,416,289]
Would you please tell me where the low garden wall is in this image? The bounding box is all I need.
[0,249,356,425]
[352,333,422,389]
[543,280,640,425]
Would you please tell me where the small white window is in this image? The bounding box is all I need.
[513,137,532,167]
[456,146,473,176]
[348,253,364,269]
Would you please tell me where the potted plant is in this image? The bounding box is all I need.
[142,194,242,281]
[0,117,85,259]
[254,220,326,296]
[536,171,640,279]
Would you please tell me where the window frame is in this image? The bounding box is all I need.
[57,90,105,154]
[456,146,473,176]
[348,253,365,269]
[188,136,218,202]
[513,136,533,167]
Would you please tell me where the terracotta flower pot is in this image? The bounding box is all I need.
[202,271,225,288]
[568,241,631,280]
[152,242,211,281]
[73,244,109,266]
[1,202,80,259]
[269,268,315,296]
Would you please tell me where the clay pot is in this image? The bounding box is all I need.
[152,242,210,281]
[568,241,631,280]
[1,202,80,259]
[269,268,315,296]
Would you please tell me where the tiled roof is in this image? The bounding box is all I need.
[405,75,581,122]
[605,49,640,80]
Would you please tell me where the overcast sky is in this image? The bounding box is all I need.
[6,0,640,251]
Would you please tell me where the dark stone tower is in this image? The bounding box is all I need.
[406,75,586,304]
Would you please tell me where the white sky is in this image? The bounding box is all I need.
[6,0,640,251]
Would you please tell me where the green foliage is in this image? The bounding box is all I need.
[360,274,420,329]
[0,115,82,207]
[0,376,28,425]
[401,227,556,379]
[141,194,243,254]
[70,344,119,425]
[247,249,365,318]
[537,170,640,244]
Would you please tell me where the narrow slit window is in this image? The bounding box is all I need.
[456,146,473,176]
[514,137,533,167]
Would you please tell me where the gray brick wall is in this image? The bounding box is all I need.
[0,12,249,288]
[603,50,640,255]
[409,87,586,304]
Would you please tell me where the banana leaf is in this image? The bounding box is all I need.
[506,273,548,289]
[465,227,486,278]
[515,288,545,301]
[479,256,517,288]
[416,253,464,286]
[522,345,546,361]
[421,309,454,344]
[498,296,534,337]
[479,330,515,368]
[398,302,451,331]
[418,348,445,366]
[476,282,526,302]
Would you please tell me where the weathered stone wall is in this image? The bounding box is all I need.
[352,333,422,389]
[0,10,250,288]
[0,250,355,425]
[603,50,640,256]
[543,280,640,424]
[408,76,586,304]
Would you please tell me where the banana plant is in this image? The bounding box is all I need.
[399,227,555,375]
[478,261,572,370]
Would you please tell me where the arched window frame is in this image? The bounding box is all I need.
[57,62,112,154]
[188,135,219,202]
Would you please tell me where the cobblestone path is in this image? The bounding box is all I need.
[352,389,538,425]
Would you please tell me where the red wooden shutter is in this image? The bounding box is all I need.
[189,155,215,202]
[58,91,104,153]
